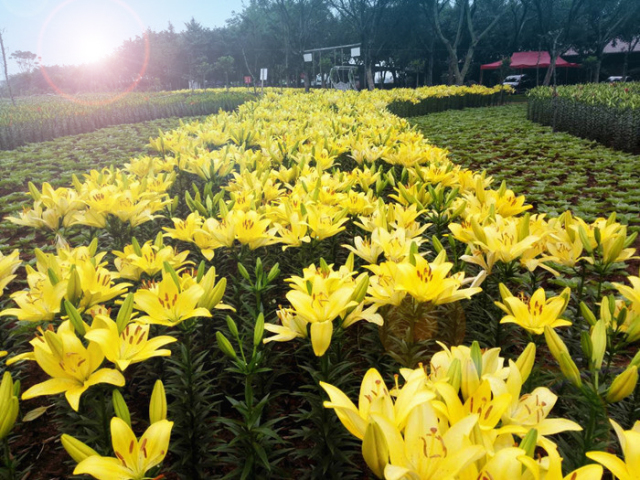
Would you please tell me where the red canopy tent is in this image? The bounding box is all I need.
[480,51,581,70]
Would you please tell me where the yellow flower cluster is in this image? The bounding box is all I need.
[321,342,603,480]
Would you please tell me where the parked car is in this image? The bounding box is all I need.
[607,76,632,83]
[502,74,533,92]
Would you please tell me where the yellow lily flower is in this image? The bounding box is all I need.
[429,342,509,400]
[320,368,434,440]
[304,203,349,240]
[614,274,640,312]
[494,361,582,444]
[395,250,482,305]
[113,241,192,281]
[495,285,572,335]
[133,271,211,327]
[230,209,278,250]
[587,419,640,480]
[383,407,485,480]
[366,261,407,307]
[21,321,125,411]
[73,417,173,480]
[0,271,66,322]
[85,315,176,371]
[0,249,21,292]
[163,212,203,243]
[74,261,131,312]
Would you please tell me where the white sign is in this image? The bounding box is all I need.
[303,53,312,62]
[260,68,268,81]
[351,47,360,58]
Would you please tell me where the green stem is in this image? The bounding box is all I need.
[3,438,15,479]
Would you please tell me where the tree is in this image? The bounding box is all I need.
[214,55,235,89]
[10,50,38,73]
[327,0,396,90]
[576,0,639,82]
[0,30,15,105]
[270,0,333,87]
[424,0,511,85]
[531,0,587,85]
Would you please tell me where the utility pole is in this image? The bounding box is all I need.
[0,30,16,106]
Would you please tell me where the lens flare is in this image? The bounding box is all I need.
[37,0,149,106]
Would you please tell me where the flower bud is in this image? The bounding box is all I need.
[254,312,265,347]
[518,428,538,458]
[150,380,167,423]
[590,320,607,371]
[447,358,462,393]
[544,325,569,360]
[216,331,237,359]
[607,366,639,403]
[112,389,131,427]
[515,343,536,383]
[64,300,86,337]
[116,293,134,334]
[579,301,597,327]
[362,419,390,479]
[61,434,99,463]
[0,372,19,441]
[559,352,582,388]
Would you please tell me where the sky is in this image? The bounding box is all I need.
[0,0,245,74]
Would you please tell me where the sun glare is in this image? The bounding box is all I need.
[74,33,113,64]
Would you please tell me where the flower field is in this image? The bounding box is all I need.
[412,104,640,229]
[0,89,254,151]
[1,85,639,479]
[527,83,640,154]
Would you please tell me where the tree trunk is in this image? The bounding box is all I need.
[543,53,558,86]
[594,56,602,83]
[0,32,16,106]
[366,62,375,90]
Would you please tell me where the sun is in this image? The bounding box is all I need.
[74,33,113,64]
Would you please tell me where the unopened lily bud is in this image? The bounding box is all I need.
[202,277,227,311]
[544,325,569,361]
[254,313,265,347]
[112,389,131,427]
[580,331,593,362]
[559,352,582,388]
[64,300,86,337]
[350,274,370,305]
[216,331,237,359]
[116,293,135,334]
[579,302,597,327]
[28,182,41,200]
[267,263,280,283]
[226,315,239,339]
[61,434,99,463]
[515,343,536,383]
[131,237,143,256]
[362,419,390,479]
[0,372,19,441]
[590,320,607,371]
[607,366,639,403]
[447,358,462,393]
[237,262,250,281]
[578,225,593,254]
[431,236,444,254]
[470,341,483,378]
[518,428,538,458]
[461,358,480,400]
[44,330,64,360]
[149,380,167,423]
[66,266,82,306]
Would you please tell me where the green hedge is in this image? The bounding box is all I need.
[527,84,640,154]
[0,90,256,150]
[387,92,506,117]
